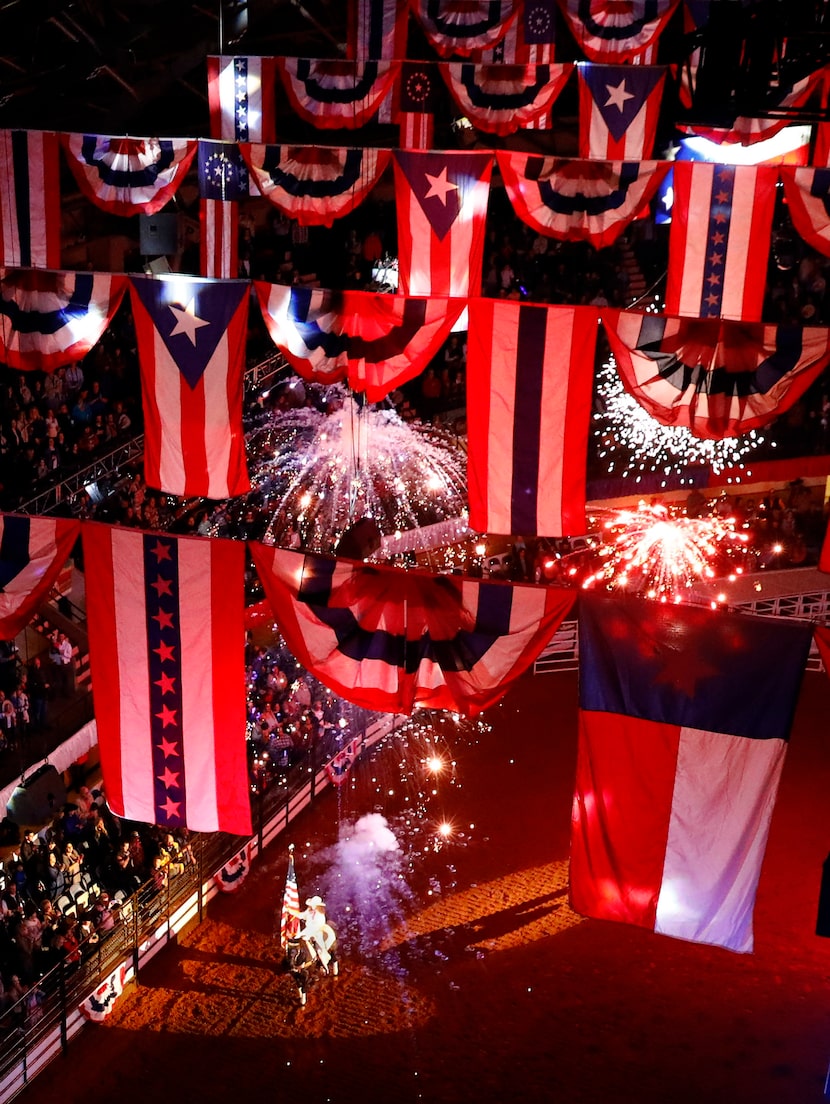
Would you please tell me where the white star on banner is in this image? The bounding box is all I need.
[604,79,635,112]
[169,299,210,344]
[424,166,458,205]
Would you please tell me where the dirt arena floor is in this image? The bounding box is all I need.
[19,668,830,1104]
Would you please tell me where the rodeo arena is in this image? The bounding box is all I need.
[4,3,830,1103]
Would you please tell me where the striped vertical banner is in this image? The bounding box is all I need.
[207,55,276,142]
[200,199,239,279]
[0,131,61,269]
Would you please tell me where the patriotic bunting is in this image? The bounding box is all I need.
[60,135,197,217]
[207,55,277,142]
[466,300,597,537]
[79,965,128,1022]
[83,524,251,836]
[248,546,576,717]
[441,62,571,134]
[254,283,463,401]
[780,167,830,258]
[0,131,61,270]
[277,58,399,129]
[601,311,830,440]
[497,154,669,249]
[129,275,250,499]
[0,514,80,639]
[409,0,518,58]
[326,737,361,786]
[213,842,255,892]
[393,150,493,297]
[348,0,408,60]
[666,162,776,322]
[577,64,666,159]
[0,269,128,373]
[571,593,811,953]
[242,145,390,227]
[558,0,680,63]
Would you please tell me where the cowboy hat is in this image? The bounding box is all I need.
[305,895,324,908]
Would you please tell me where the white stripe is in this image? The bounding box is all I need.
[28,133,49,268]
[655,726,786,953]
[537,306,572,533]
[0,131,21,266]
[0,516,57,604]
[202,329,234,499]
[678,162,712,317]
[721,166,756,321]
[152,325,187,495]
[217,58,238,141]
[245,57,265,143]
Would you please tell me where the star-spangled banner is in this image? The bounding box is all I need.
[60,135,197,217]
[601,310,830,440]
[254,282,463,400]
[780,167,830,258]
[558,0,680,62]
[571,592,812,953]
[83,524,251,836]
[0,514,80,639]
[577,63,666,159]
[409,0,518,58]
[277,58,400,128]
[497,154,669,249]
[0,268,128,373]
[441,62,571,134]
[0,131,61,270]
[241,145,390,227]
[248,545,576,717]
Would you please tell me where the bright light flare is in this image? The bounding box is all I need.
[425,756,445,774]
[437,822,453,838]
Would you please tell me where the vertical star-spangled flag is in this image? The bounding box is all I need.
[83,524,251,837]
[0,514,79,639]
[779,167,830,258]
[571,593,812,953]
[577,64,665,159]
[558,0,680,63]
[198,140,249,279]
[129,275,251,499]
[207,56,276,142]
[393,151,493,297]
[0,131,61,269]
[666,162,776,322]
[280,848,301,949]
[466,300,597,537]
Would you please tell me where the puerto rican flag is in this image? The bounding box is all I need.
[577,64,666,159]
[558,0,680,63]
[393,151,493,297]
[129,275,250,499]
[207,55,276,142]
[666,162,777,322]
[466,300,597,537]
[0,131,61,270]
[571,592,812,953]
[83,524,251,836]
[248,545,576,717]
[779,167,830,258]
[0,514,79,639]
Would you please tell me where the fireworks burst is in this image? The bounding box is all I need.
[582,502,749,600]
[592,356,770,483]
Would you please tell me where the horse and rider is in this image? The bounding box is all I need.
[284,894,339,1006]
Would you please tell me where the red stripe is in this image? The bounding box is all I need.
[129,287,163,491]
[207,57,223,140]
[179,370,209,498]
[740,166,776,322]
[260,58,277,144]
[559,306,596,533]
[224,294,250,496]
[665,162,693,315]
[465,298,494,531]
[42,132,62,268]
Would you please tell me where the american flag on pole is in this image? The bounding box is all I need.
[558,0,680,63]
[0,514,79,639]
[198,141,248,279]
[129,275,250,499]
[280,847,301,949]
[571,592,812,953]
[466,299,597,537]
[0,131,61,269]
[577,63,666,159]
[83,523,251,837]
[666,162,776,322]
[393,150,493,297]
[207,55,276,142]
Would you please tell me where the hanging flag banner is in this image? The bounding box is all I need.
[213,842,255,892]
[780,167,830,258]
[666,162,776,322]
[249,545,576,717]
[441,62,571,134]
[241,145,390,227]
[83,524,252,837]
[79,965,128,1022]
[393,150,493,297]
[254,283,463,400]
[601,310,830,440]
[571,592,812,953]
[60,135,197,217]
[558,0,680,63]
[277,58,400,128]
[497,154,669,248]
[577,64,666,159]
[409,0,518,58]
[348,0,408,60]
[207,55,277,142]
[197,140,249,280]
[129,275,250,499]
[467,300,597,537]
[396,62,443,150]
[0,514,80,639]
[0,131,61,270]
[0,268,128,373]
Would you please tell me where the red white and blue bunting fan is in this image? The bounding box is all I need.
[780,167,830,258]
[79,965,128,1022]
[0,268,128,373]
[326,738,361,786]
[242,145,391,227]
[60,135,197,217]
[277,58,400,128]
[497,154,669,249]
[213,842,255,893]
[409,0,517,58]
[0,514,80,639]
[557,0,680,63]
[255,283,463,400]
[441,62,572,135]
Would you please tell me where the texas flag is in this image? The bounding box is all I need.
[0,514,80,639]
[83,524,251,837]
[393,151,493,297]
[129,275,250,499]
[571,592,812,953]
[577,64,666,160]
[666,162,777,322]
[0,131,61,269]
